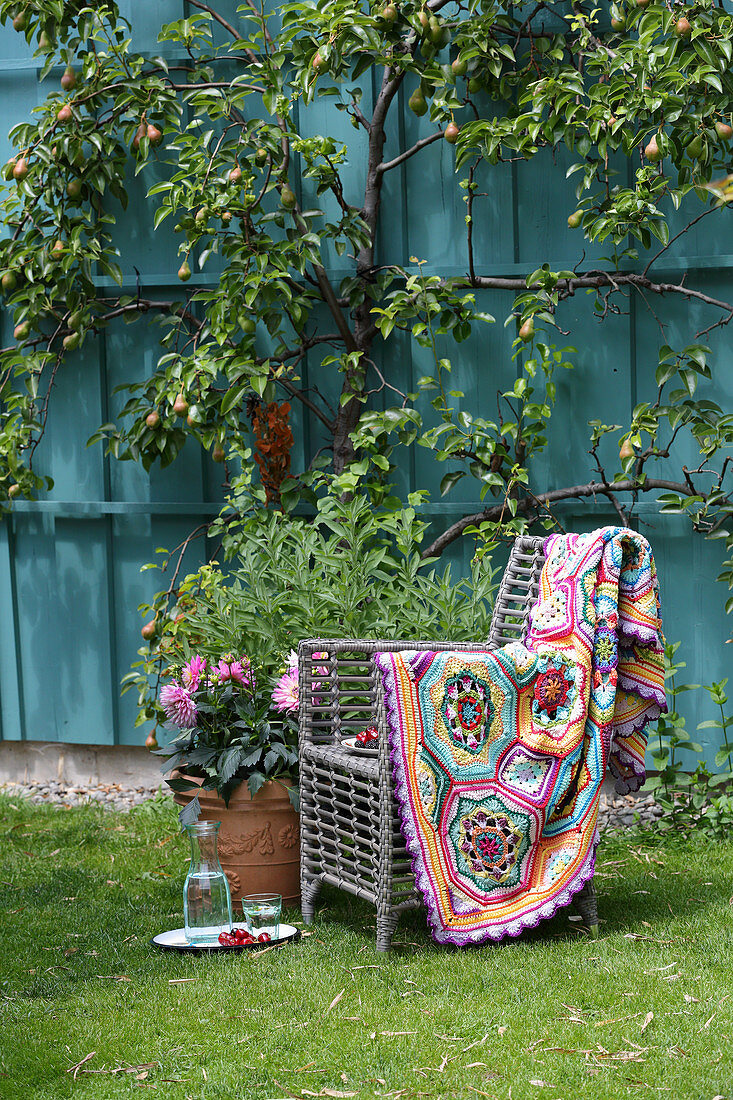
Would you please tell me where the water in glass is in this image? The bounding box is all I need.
[241,892,281,939]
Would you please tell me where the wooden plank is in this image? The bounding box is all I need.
[0,518,23,741]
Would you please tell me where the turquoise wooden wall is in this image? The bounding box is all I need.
[0,6,730,755]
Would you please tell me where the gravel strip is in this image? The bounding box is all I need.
[1,778,664,831]
[0,779,162,811]
[597,790,663,832]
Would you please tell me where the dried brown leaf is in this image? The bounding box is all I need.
[640,1012,653,1035]
[325,988,345,1015]
[462,1034,489,1052]
[595,1012,642,1027]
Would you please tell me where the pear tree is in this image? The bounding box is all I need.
[0,0,731,617]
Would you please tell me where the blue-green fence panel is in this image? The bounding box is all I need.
[0,8,730,752]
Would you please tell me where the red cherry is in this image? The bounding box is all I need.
[218,932,235,946]
[233,927,248,943]
[257,932,272,943]
[357,725,379,745]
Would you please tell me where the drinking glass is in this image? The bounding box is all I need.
[241,893,281,939]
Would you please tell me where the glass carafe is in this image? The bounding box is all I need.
[183,821,232,945]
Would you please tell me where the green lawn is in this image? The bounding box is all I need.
[1,793,731,1100]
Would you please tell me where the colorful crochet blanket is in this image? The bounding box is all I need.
[375,527,667,945]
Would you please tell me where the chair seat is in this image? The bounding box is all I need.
[305,741,380,779]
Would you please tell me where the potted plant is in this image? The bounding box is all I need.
[156,648,302,905]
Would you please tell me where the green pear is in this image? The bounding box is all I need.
[518,318,535,342]
[644,135,662,162]
[280,184,297,209]
[686,135,703,159]
[408,88,428,116]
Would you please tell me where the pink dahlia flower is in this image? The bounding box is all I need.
[181,654,206,691]
[272,667,299,713]
[216,655,252,686]
[160,682,198,728]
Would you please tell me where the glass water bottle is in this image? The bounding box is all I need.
[183,821,232,945]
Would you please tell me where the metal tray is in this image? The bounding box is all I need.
[151,923,301,953]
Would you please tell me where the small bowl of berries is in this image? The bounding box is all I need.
[340,725,380,756]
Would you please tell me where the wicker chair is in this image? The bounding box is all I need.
[297,534,599,950]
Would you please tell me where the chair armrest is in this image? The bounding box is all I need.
[297,639,480,747]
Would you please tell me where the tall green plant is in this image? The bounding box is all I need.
[126,484,499,738]
[698,678,733,781]
[644,641,701,828]
[643,646,733,838]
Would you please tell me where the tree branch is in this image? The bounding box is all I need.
[642,206,717,278]
[421,477,711,559]
[186,0,246,51]
[463,270,733,314]
[376,130,445,175]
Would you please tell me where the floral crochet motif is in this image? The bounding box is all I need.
[457,807,523,883]
[441,672,493,752]
[499,747,556,804]
[593,627,618,671]
[533,659,573,720]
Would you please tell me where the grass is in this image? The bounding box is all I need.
[1,793,732,1100]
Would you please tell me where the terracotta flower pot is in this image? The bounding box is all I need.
[171,776,300,906]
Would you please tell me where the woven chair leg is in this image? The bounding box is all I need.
[376,910,399,952]
[301,876,322,925]
[573,877,599,939]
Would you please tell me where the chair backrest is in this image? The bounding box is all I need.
[298,534,548,745]
[486,534,546,649]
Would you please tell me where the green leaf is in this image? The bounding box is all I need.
[250,374,268,398]
[221,382,248,416]
[247,771,267,798]
[440,470,466,496]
